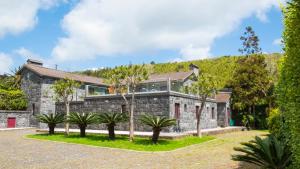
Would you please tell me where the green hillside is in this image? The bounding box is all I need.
[81,53,282,88]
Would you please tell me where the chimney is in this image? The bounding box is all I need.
[27,59,43,66]
[189,63,199,76]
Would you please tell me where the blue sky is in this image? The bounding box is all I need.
[0,0,284,74]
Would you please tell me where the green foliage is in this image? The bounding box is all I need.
[51,78,80,102]
[140,115,176,143]
[98,112,128,140]
[0,89,28,110]
[267,109,281,138]
[68,112,98,137]
[36,113,65,135]
[230,55,271,111]
[238,26,262,55]
[242,114,254,130]
[98,112,128,126]
[190,73,221,98]
[232,135,292,169]
[277,1,300,167]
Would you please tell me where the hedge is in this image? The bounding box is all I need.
[0,89,28,110]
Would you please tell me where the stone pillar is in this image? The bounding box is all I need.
[167,78,171,92]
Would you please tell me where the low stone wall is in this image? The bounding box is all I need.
[0,110,31,128]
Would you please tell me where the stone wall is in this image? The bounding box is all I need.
[169,93,218,132]
[56,92,219,132]
[0,110,31,128]
[56,93,170,131]
[20,69,42,127]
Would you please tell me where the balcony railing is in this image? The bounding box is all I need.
[85,78,194,97]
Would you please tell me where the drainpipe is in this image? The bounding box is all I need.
[85,85,89,97]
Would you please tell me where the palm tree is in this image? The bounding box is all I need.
[232,134,292,169]
[140,115,176,144]
[98,112,128,140]
[36,113,64,135]
[68,112,98,137]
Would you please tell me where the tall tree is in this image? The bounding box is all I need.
[278,1,300,167]
[231,26,270,127]
[123,64,148,141]
[52,78,80,135]
[190,73,220,137]
[238,26,262,56]
[231,55,271,126]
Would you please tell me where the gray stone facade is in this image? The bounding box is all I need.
[20,69,90,128]
[217,102,230,127]
[0,110,31,128]
[56,91,218,132]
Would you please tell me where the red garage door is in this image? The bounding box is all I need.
[7,117,16,128]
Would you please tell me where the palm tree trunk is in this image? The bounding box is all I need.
[152,128,161,144]
[129,90,135,142]
[108,125,115,140]
[49,124,55,135]
[80,126,86,137]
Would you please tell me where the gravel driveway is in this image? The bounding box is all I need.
[0,129,264,169]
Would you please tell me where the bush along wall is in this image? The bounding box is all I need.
[0,89,28,110]
[277,0,300,167]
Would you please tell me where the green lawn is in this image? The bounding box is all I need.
[27,133,215,151]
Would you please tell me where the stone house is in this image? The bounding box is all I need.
[4,59,232,131]
[18,59,107,128]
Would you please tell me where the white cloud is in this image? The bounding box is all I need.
[0,0,65,38]
[273,38,283,46]
[52,0,282,62]
[0,53,13,74]
[14,47,57,68]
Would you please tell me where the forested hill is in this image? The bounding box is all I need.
[80,53,282,87]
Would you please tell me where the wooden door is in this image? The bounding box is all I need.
[7,117,16,128]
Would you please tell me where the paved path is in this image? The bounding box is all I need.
[0,129,264,169]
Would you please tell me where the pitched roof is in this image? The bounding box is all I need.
[142,71,194,83]
[22,64,107,86]
[215,92,231,103]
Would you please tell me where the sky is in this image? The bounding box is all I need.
[0,0,284,74]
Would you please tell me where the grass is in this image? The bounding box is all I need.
[27,133,215,151]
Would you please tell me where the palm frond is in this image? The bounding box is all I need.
[140,115,176,129]
[98,112,128,126]
[36,113,64,125]
[232,134,292,169]
[68,112,98,126]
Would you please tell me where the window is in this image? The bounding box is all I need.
[32,103,35,115]
[211,107,215,119]
[195,106,200,119]
[175,103,180,119]
[184,104,187,112]
[121,105,127,113]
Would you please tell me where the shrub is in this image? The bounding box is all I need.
[267,109,281,137]
[140,115,176,144]
[98,112,128,140]
[36,113,65,135]
[0,89,28,110]
[242,114,254,130]
[68,112,98,137]
[232,134,292,169]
